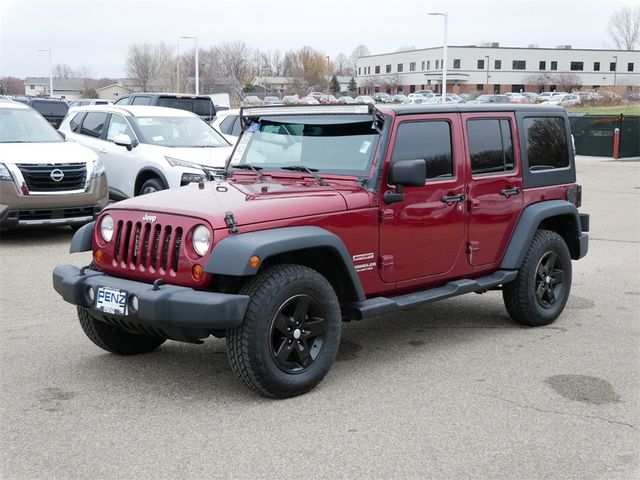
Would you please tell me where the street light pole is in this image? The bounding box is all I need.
[38,48,53,97]
[326,56,330,97]
[176,40,180,93]
[428,12,447,103]
[180,35,198,94]
[612,55,618,87]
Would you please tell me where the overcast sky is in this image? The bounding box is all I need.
[0,0,633,78]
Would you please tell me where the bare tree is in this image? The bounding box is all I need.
[525,73,550,91]
[126,43,159,92]
[608,6,640,50]
[350,44,370,72]
[53,64,77,78]
[552,73,583,92]
[0,77,25,95]
[334,52,352,75]
[218,41,253,84]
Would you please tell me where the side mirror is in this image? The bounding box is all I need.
[113,134,133,151]
[384,159,426,204]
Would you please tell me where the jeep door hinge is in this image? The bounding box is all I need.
[467,241,479,264]
[379,255,394,274]
[379,209,395,223]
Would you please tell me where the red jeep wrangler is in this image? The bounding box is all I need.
[53,104,589,398]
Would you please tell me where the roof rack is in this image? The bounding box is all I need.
[241,104,374,118]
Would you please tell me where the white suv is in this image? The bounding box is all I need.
[59,105,233,200]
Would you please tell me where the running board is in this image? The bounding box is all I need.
[344,270,518,320]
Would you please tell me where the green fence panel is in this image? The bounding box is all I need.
[569,114,639,158]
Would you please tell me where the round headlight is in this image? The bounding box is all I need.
[100,214,114,243]
[192,225,211,257]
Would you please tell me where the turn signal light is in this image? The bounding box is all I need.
[94,249,103,264]
[192,264,204,281]
[249,256,261,269]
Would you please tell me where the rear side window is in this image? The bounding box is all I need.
[524,117,569,170]
[219,116,235,134]
[157,97,214,116]
[132,96,152,105]
[80,112,108,138]
[114,97,131,105]
[468,119,514,175]
[391,121,453,179]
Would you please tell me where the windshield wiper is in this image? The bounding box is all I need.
[231,163,266,179]
[281,165,329,186]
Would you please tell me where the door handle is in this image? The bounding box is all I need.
[441,193,466,204]
[500,187,521,197]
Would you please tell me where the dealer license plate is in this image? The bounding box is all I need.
[95,287,128,316]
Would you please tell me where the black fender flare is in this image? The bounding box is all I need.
[205,226,366,301]
[135,167,169,194]
[500,200,581,270]
[69,221,95,253]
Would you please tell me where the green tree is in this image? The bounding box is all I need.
[347,77,357,92]
[330,75,340,94]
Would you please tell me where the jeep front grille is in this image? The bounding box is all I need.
[17,163,86,192]
[113,220,183,273]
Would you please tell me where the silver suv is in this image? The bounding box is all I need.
[0,101,108,229]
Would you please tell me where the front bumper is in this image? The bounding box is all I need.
[53,265,249,339]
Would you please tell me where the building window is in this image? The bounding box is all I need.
[367,67,371,74]
[539,61,546,70]
[435,60,439,69]
[358,67,361,75]
[610,62,616,71]
[397,63,404,73]
[374,65,380,74]
[512,60,526,70]
[628,62,634,72]
[494,60,501,70]
[386,64,391,73]
[453,59,461,69]
[593,62,600,71]
[30,85,35,90]
[512,84,525,93]
[570,62,584,71]
[476,84,484,91]
[409,62,416,72]
[421,61,425,70]
[477,59,485,69]
[427,60,431,70]
[494,84,501,93]
[550,61,558,70]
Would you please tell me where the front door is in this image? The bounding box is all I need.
[379,114,466,283]
[463,113,523,267]
[102,113,139,197]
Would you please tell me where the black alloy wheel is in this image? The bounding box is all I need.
[535,251,566,308]
[269,294,326,373]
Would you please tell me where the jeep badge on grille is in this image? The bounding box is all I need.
[142,214,157,222]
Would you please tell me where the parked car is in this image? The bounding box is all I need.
[309,92,328,103]
[242,96,264,106]
[114,93,217,122]
[628,92,640,102]
[0,101,108,230]
[263,96,282,105]
[211,109,241,144]
[354,95,375,104]
[68,99,113,108]
[372,92,393,103]
[53,103,588,398]
[59,105,233,200]
[12,97,69,128]
[338,96,356,104]
[537,92,567,103]
[299,96,321,105]
[402,94,430,104]
[504,93,530,104]
[392,94,407,103]
[326,95,339,104]
[542,94,581,107]
[470,94,510,104]
[282,95,301,104]
[520,92,539,103]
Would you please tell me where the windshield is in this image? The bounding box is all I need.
[130,116,229,147]
[230,116,380,176]
[0,108,63,143]
[156,97,214,117]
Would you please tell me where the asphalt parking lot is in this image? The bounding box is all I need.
[1,156,638,480]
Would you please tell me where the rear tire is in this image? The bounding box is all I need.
[503,229,572,326]
[77,307,166,355]
[226,264,342,398]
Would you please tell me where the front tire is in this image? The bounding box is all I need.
[139,177,165,196]
[77,307,166,355]
[503,229,572,326]
[226,264,342,398]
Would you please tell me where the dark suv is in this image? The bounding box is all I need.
[13,97,69,128]
[53,104,589,398]
[113,93,216,122]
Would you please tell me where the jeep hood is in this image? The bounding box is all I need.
[107,179,361,229]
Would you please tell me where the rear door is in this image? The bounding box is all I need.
[379,114,467,283]
[463,113,523,267]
